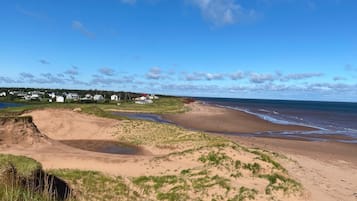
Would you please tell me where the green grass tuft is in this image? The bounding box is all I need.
[0,154,42,177]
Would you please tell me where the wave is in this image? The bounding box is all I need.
[215,104,324,130]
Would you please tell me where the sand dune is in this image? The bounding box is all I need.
[1,106,356,200]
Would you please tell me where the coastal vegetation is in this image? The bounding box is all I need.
[0,97,186,117]
[0,154,73,201]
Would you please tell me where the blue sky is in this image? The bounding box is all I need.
[0,0,356,101]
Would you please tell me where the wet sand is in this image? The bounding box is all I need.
[59,140,143,155]
[163,102,316,134]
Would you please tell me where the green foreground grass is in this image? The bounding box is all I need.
[0,154,52,201]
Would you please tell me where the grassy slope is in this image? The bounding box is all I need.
[0,154,52,201]
[0,97,186,118]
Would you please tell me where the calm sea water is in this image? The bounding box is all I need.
[0,102,22,109]
[197,97,357,138]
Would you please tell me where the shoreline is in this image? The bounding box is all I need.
[162,102,357,142]
[163,101,316,134]
[112,101,357,143]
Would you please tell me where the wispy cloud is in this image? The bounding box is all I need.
[20,72,35,79]
[16,5,49,20]
[249,72,275,83]
[64,66,79,76]
[146,67,167,80]
[99,67,116,76]
[280,72,323,81]
[90,75,133,86]
[120,0,137,4]
[188,0,257,26]
[39,59,50,65]
[0,76,21,84]
[229,71,244,80]
[72,20,95,39]
[345,64,357,71]
[184,72,224,81]
[333,76,346,81]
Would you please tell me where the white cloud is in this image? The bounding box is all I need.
[39,59,50,65]
[72,20,95,39]
[64,66,79,76]
[184,72,224,81]
[146,67,165,80]
[120,0,137,4]
[229,71,244,80]
[280,72,323,81]
[99,67,115,76]
[249,72,275,83]
[188,0,257,26]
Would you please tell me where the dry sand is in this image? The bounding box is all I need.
[218,135,357,201]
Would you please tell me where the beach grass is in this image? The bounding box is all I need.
[0,154,42,177]
[0,154,75,201]
[49,169,139,201]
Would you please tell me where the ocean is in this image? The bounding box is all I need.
[197,97,357,139]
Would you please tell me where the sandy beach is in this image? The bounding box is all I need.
[164,102,357,201]
[1,103,357,200]
[163,102,316,134]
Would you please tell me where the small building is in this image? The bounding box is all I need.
[80,94,93,103]
[0,92,6,97]
[111,94,119,101]
[148,94,159,100]
[83,94,93,100]
[66,93,79,101]
[24,94,40,101]
[48,92,56,99]
[93,94,104,102]
[56,96,65,103]
[30,94,40,100]
[134,96,146,101]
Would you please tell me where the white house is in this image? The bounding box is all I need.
[56,96,65,103]
[48,92,56,99]
[80,94,93,103]
[93,94,104,102]
[111,94,119,101]
[134,96,146,101]
[148,94,159,100]
[24,94,40,101]
[66,93,79,101]
[0,92,6,97]
[30,94,40,100]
